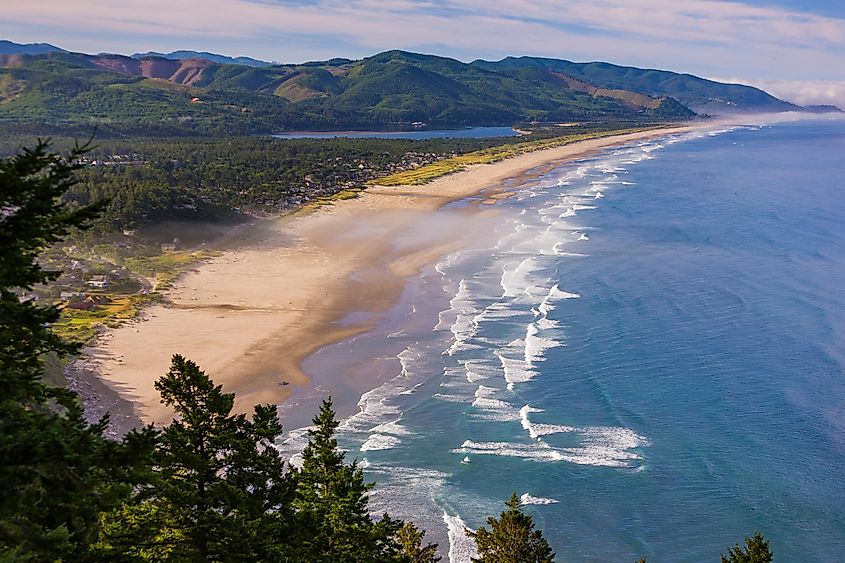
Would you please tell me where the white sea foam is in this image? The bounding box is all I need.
[552,243,588,257]
[434,393,467,403]
[341,347,420,433]
[520,493,559,506]
[435,250,467,277]
[471,385,520,421]
[479,298,518,317]
[276,426,314,469]
[463,360,496,383]
[516,407,651,467]
[497,353,535,390]
[533,284,578,329]
[361,434,401,451]
[371,419,412,435]
[398,382,424,395]
[519,405,575,439]
[444,512,478,563]
[474,385,498,398]
[438,279,480,356]
[454,435,647,467]
[523,323,560,365]
[500,257,540,298]
[452,440,565,461]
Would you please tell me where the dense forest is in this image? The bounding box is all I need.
[0,140,777,562]
[0,123,643,232]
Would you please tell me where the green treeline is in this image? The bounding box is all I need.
[0,143,775,561]
[0,123,638,232]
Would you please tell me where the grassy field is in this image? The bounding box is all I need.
[123,250,218,290]
[54,294,153,344]
[371,127,660,186]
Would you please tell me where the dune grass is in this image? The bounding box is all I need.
[54,294,154,344]
[371,127,660,187]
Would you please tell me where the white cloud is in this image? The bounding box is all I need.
[1,0,843,80]
[717,78,845,109]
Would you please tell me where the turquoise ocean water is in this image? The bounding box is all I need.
[281,117,845,561]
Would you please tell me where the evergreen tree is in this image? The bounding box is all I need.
[395,522,441,563]
[721,531,773,563]
[469,493,555,563]
[291,397,402,562]
[94,355,293,561]
[0,141,156,561]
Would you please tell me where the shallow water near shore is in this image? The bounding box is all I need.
[280,117,845,561]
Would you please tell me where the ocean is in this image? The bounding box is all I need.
[281,116,845,561]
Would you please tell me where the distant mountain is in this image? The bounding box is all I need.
[473,56,799,114]
[0,47,809,135]
[801,104,843,113]
[0,39,65,56]
[132,50,273,68]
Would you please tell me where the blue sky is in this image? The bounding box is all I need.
[3,0,845,106]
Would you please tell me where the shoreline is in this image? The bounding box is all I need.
[77,125,693,429]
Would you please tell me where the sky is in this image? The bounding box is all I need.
[2,0,845,107]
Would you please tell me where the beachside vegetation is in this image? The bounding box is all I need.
[373,126,659,186]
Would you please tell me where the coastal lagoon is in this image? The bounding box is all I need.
[272,126,521,140]
[283,117,845,561]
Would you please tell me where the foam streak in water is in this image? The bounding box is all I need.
[444,512,478,563]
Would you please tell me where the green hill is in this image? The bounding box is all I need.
[472,56,798,114]
[0,48,802,134]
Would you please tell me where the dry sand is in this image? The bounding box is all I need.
[79,126,690,426]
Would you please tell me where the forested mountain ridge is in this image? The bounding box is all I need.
[131,49,274,68]
[0,45,817,134]
[472,56,799,114]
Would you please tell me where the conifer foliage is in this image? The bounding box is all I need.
[720,531,773,563]
[0,140,155,561]
[470,493,555,563]
[94,355,293,561]
[395,521,441,563]
[292,397,403,562]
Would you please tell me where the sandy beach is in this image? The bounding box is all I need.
[78,126,690,427]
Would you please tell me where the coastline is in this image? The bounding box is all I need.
[78,125,692,429]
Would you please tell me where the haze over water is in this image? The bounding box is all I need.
[283,116,845,561]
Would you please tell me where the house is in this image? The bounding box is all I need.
[67,298,95,311]
[87,275,109,289]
